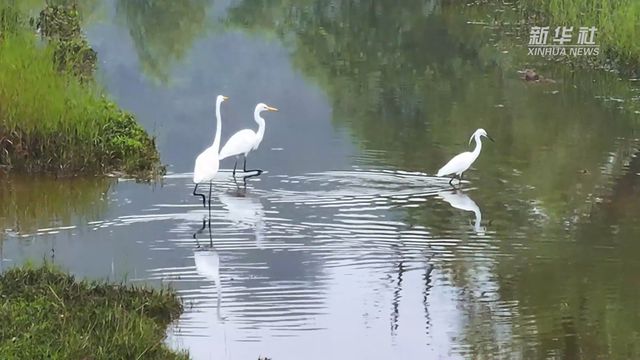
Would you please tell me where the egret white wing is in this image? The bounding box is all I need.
[218,129,257,160]
[193,147,220,183]
[436,151,473,177]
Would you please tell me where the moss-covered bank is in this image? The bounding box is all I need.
[0,265,187,359]
[0,1,164,178]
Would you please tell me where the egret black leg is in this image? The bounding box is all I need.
[243,171,261,182]
[208,181,212,217]
[243,155,263,177]
[207,215,213,247]
[232,158,238,178]
[193,217,208,247]
[193,183,206,207]
[449,175,461,188]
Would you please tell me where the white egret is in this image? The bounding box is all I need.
[218,103,279,178]
[438,189,486,235]
[193,95,228,208]
[436,128,494,186]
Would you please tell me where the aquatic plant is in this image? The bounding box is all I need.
[0,264,188,359]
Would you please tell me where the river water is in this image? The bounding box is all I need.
[2,1,640,359]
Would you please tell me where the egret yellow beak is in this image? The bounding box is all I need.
[222,96,229,101]
[266,105,279,112]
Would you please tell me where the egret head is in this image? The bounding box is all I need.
[255,103,279,114]
[469,128,494,145]
[216,95,229,105]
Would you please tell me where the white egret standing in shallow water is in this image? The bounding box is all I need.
[436,128,494,186]
[193,95,228,209]
[218,103,279,178]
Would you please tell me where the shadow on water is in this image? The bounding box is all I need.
[0,175,111,239]
[114,0,212,83]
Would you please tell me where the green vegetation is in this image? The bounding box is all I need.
[0,264,187,359]
[516,0,640,69]
[0,1,163,177]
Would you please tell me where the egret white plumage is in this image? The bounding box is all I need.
[436,128,494,186]
[193,95,228,208]
[218,102,278,178]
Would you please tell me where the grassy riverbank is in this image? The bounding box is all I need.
[0,2,163,177]
[0,265,187,359]
[517,0,640,70]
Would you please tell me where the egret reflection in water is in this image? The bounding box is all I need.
[192,217,223,322]
[437,189,486,235]
[218,188,265,248]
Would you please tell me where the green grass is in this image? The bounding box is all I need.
[0,264,188,359]
[0,1,163,177]
[517,0,640,69]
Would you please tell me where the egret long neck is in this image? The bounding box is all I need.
[471,134,483,160]
[213,100,222,152]
[254,109,266,144]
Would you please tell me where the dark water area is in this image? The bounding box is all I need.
[2,1,640,359]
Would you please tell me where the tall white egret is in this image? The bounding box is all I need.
[218,103,279,178]
[436,128,494,186]
[193,95,228,208]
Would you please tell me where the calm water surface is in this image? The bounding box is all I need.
[2,1,640,359]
